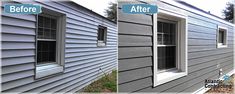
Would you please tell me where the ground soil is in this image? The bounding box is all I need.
[205,74,234,94]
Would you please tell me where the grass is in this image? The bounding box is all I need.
[80,70,117,93]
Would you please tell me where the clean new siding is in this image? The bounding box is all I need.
[118,1,153,92]
[118,0,234,93]
[1,1,117,93]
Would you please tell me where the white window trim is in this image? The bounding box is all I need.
[97,25,107,47]
[153,8,188,87]
[35,8,66,79]
[217,26,228,48]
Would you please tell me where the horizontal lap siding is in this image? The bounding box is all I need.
[1,1,117,93]
[1,12,36,91]
[118,0,234,93]
[118,1,154,92]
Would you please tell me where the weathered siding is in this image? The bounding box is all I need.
[1,0,117,93]
[118,0,234,93]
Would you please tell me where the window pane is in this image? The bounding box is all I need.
[98,27,106,41]
[99,30,104,40]
[157,21,176,45]
[219,30,225,44]
[51,18,57,29]
[38,28,43,39]
[158,22,163,33]
[157,20,177,70]
[38,15,57,40]
[158,34,163,45]
[44,17,51,28]
[164,34,170,45]
[51,30,56,39]
[170,24,176,45]
[163,22,170,34]
[44,29,51,39]
[158,46,176,70]
[38,15,43,27]
[37,14,58,65]
[37,41,56,64]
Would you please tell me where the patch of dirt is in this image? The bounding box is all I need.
[205,74,234,94]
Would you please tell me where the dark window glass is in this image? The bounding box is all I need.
[219,30,225,44]
[37,14,57,65]
[44,17,51,28]
[38,15,44,27]
[97,26,107,41]
[158,46,176,70]
[157,21,176,45]
[37,15,57,39]
[157,20,177,70]
[51,19,57,29]
[37,41,56,64]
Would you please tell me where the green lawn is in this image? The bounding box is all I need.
[81,70,117,92]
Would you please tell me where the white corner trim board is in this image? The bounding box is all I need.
[192,69,235,94]
[160,0,235,27]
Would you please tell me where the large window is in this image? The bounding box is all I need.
[157,20,176,70]
[153,10,188,86]
[217,26,228,48]
[37,15,57,64]
[35,8,66,79]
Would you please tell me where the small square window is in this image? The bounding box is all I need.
[217,26,228,48]
[97,25,107,47]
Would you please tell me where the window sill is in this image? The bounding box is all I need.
[35,63,63,79]
[217,44,227,48]
[154,71,187,86]
[97,41,106,47]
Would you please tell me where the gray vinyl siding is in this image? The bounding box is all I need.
[118,1,234,93]
[1,0,117,93]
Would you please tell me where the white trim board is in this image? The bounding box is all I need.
[159,0,235,27]
[192,69,235,94]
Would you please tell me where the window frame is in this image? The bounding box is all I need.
[217,26,228,48]
[97,25,107,47]
[35,8,66,79]
[153,9,188,87]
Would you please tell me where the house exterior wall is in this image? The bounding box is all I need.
[118,0,234,93]
[1,1,117,93]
